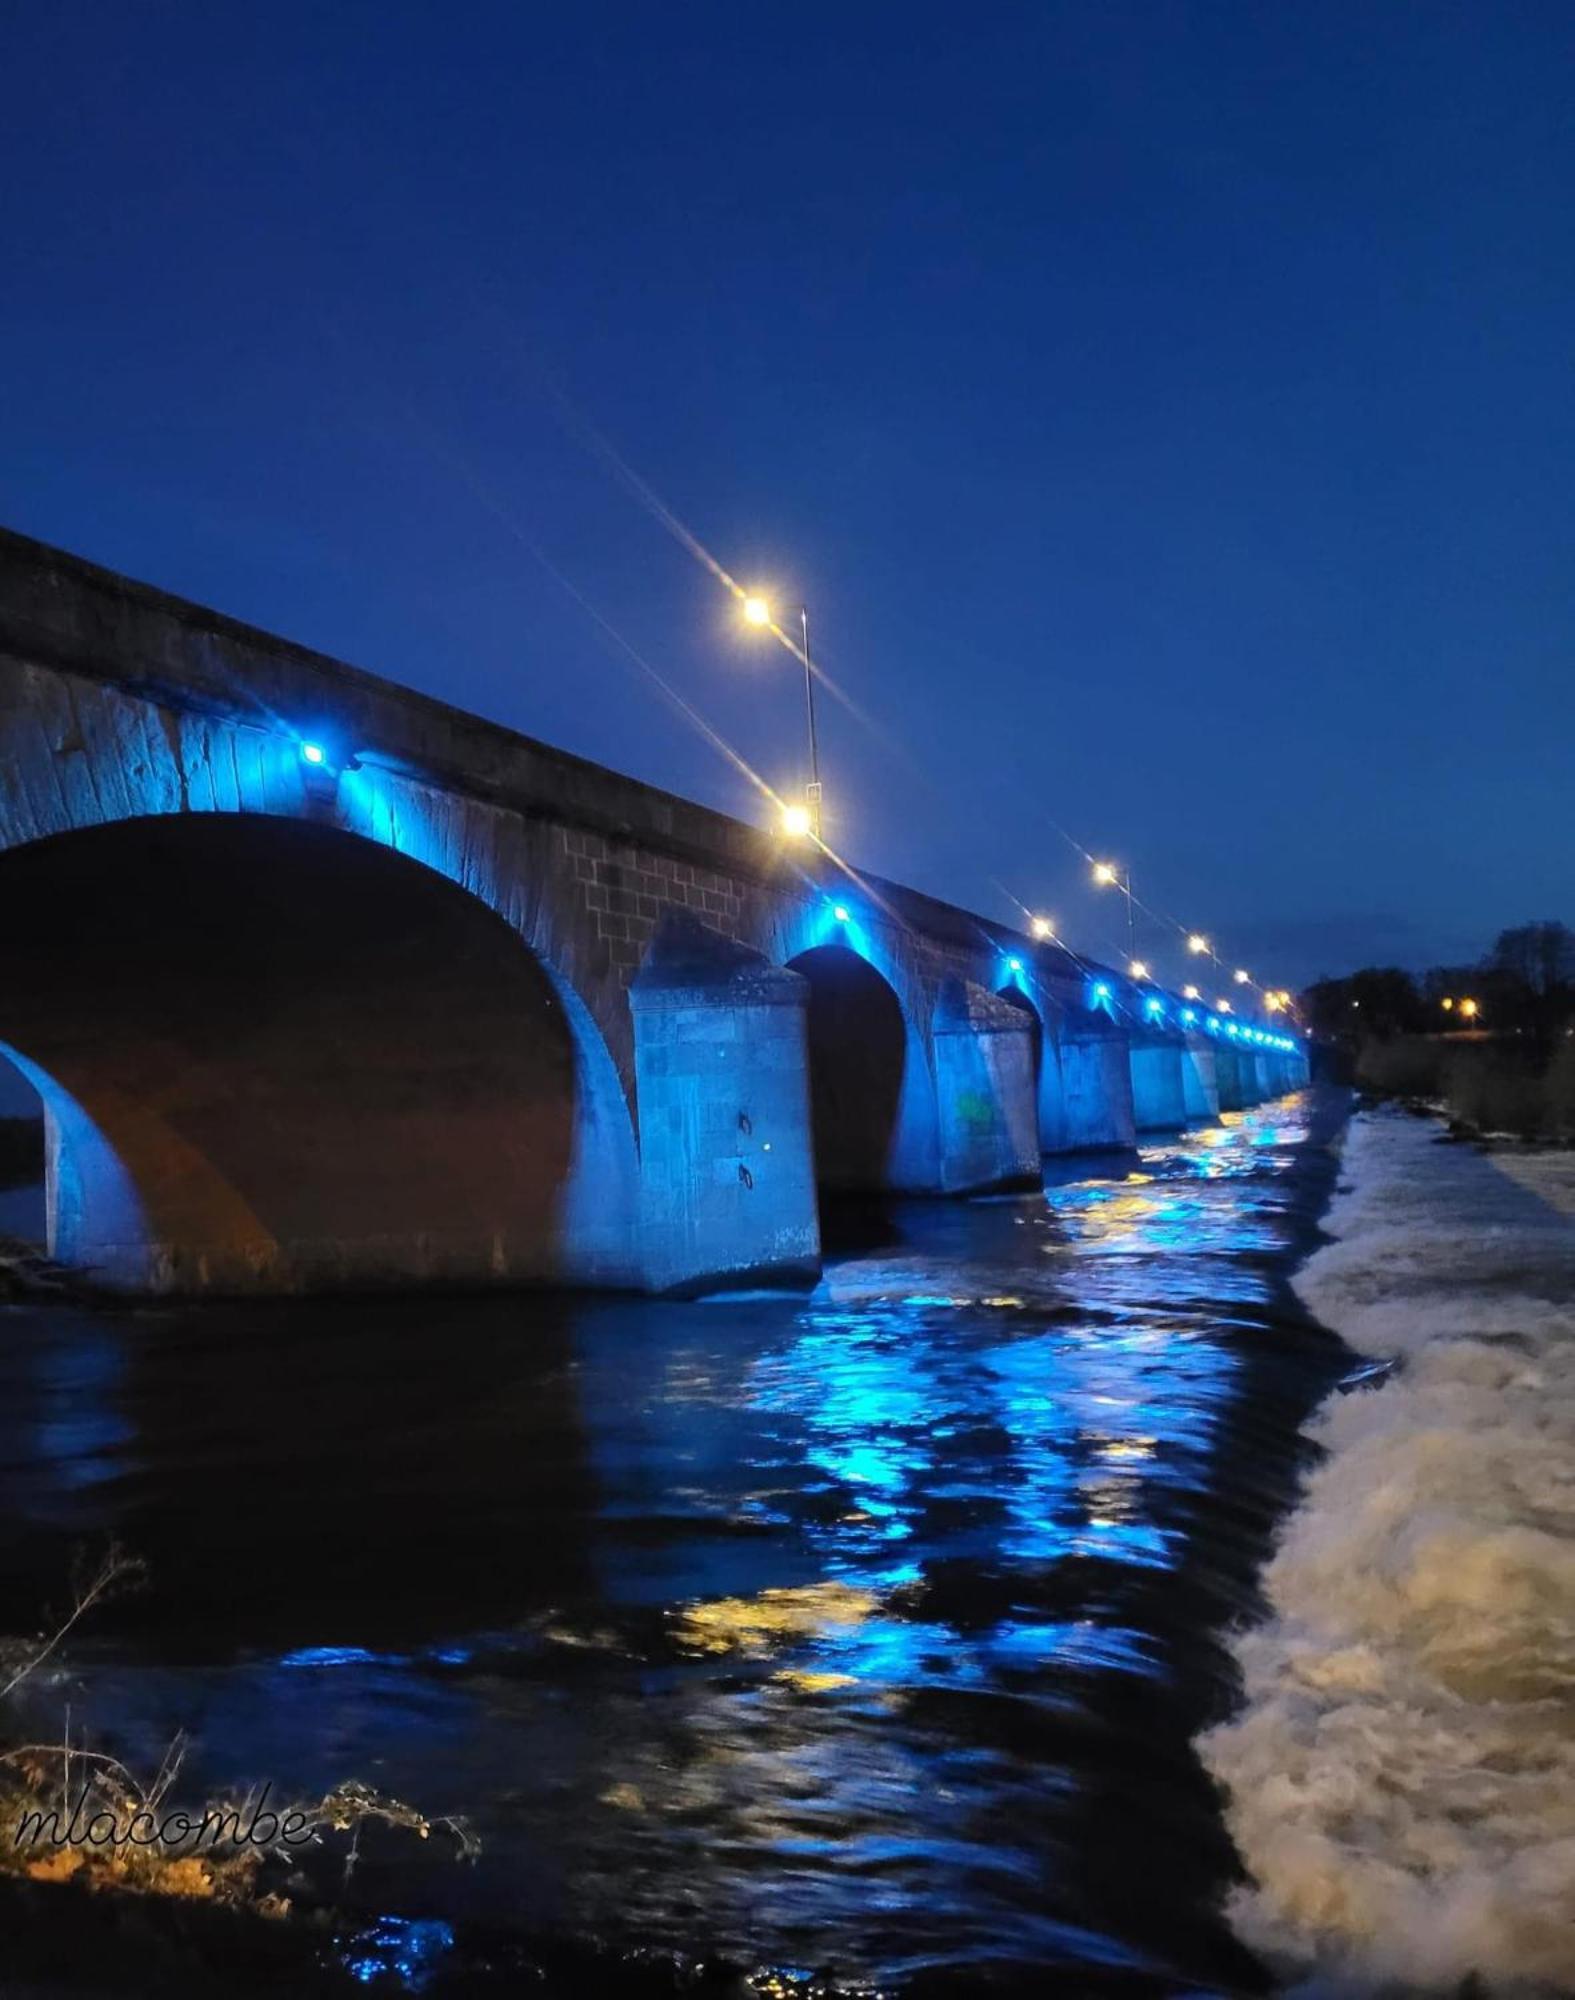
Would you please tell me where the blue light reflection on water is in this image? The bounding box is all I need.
[0,1096,1342,1995]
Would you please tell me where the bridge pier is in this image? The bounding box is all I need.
[1128,1024,1188,1132]
[630,917,819,1296]
[1180,1032,1222,1121]
[932,981,1042,1193]
[1042,1008,1137,1152]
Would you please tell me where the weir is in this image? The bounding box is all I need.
[0,527,1308,1297]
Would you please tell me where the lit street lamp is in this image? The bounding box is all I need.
[743,593,822,837]
[1093,860,1136,962]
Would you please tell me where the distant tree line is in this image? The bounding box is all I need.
[1301,922,1575,1140]
[1302,921,1575,1047]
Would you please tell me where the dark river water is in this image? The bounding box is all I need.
[0,1091,1348,1997]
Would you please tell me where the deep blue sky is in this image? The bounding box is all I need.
[2,1,1570,990]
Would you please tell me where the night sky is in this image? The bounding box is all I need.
[2,2,1570,992]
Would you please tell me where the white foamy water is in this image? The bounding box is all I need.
[1201,1109,1575,1995]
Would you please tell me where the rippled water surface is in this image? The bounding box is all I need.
[0,1094,1348,1995]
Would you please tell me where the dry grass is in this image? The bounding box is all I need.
[1356,1036,1575,1142]
[1,1544,475,1912]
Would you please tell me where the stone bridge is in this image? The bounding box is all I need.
[0,528,1306,1297]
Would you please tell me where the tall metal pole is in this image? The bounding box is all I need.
[800,604,823,837]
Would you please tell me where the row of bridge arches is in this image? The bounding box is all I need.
[0,815,942,1295]
[0,808,1295,1297]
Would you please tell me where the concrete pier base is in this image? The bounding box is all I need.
[1128,1029,1188,1132]
[1215,1040,1264,1110]
[631,915,819,1295]
[932,980,1042,1193]
[1043,1009,1137,1152]
[1180,1034,1221,1121]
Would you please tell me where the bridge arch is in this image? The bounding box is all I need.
[784,942,939,1193]
[995,981,1064,1158]
[0,815,637,1293]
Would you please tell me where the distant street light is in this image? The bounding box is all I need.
[1459,997,1481,1022]
[1031,915,1055,940]
[1183,984,1201,1000]
[1129,959,1149,980]
[1187,933,1209,955]
[1233,968,1250,985]
[780,802,812,838]
[743,592,822,837]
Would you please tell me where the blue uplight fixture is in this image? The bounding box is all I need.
[1093,981,1111,1001]
[298,737,360,776]
[1144,996,1164,1018]
[1008,956,1023,973]
[1181,1007,1196,1025]
[833,904,851,924]
[1226,1022,1239,1037]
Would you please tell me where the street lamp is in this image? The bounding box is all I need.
[1030,915,1055,940]
[1093,860,1136,961]
[1233,968,1250,986]
[742,592,822,837]
[1129,959,1150,980]
[1187,933,1209,955]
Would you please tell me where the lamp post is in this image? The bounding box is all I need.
[743,594,822,837]
[1093,860,1136,964]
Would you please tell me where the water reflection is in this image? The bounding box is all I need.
[0,1095,1345,1995]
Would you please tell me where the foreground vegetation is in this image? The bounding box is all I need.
[1355,1034,1575,1141]
[0,1547,473,1912]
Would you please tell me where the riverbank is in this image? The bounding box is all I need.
[1201,1109,1575,1993]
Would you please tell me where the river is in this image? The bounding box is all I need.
[0,1091,1350,1996]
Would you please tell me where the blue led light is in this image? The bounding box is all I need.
[1181,1008,1196,1025]
[1008,956,1023,972]
[1144,996,1163,1016]
[1226,1022,1239,1037]
[1093,981,1110,1000]
[300,741,326,766]
[833,904,851,923]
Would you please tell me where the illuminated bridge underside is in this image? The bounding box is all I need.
[0,528,1307,1297]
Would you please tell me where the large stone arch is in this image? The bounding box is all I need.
[0,814,638,1293]
[995,980,1062,1156]
[786,942,916,1193]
